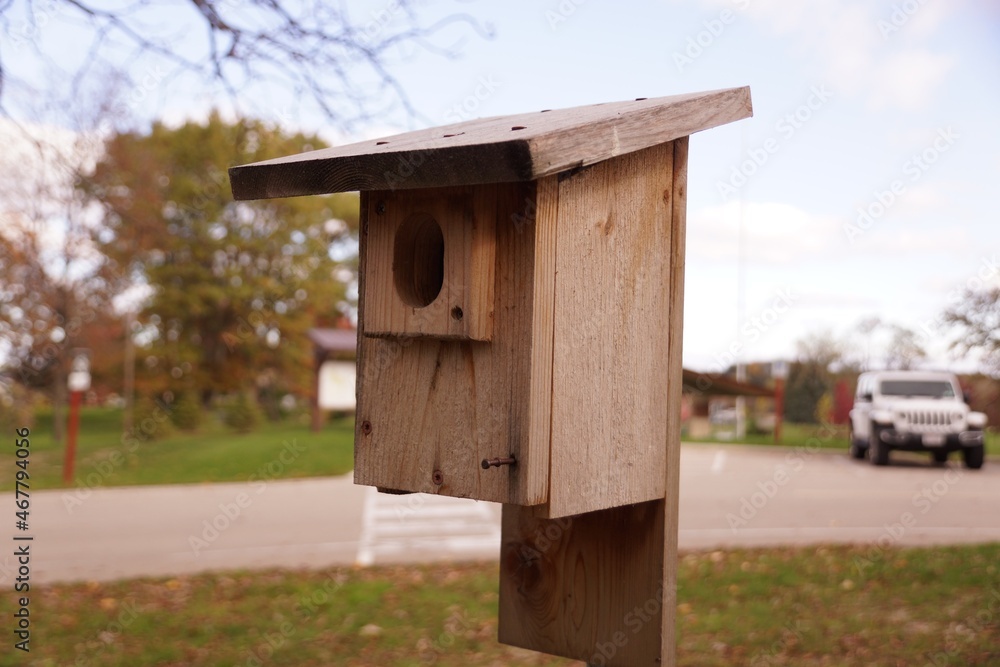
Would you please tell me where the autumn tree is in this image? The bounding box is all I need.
[0,118,119,440]
[82,113,358,412]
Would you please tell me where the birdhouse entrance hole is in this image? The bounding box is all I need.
[393,212,444,308]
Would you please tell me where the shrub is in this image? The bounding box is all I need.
[131,396,174,441]
[224,391,261,433]
[0,384,39,432]
[170,391,202,431]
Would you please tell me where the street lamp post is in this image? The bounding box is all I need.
[64,350,91,485]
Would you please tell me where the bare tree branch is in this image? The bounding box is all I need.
[0,0,493,131]
[944,287,1000,376]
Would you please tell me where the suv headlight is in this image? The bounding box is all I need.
[967,412,987,429]
[871,410,895,425]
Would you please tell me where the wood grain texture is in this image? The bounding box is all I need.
[354,181,549,505]
[660,136,688,666]
[362,186,495,341]
[498,500,665,666]
[230,87,751,198]
[544,142,675,519]
[527,175,559,505]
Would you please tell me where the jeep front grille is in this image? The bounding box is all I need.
[897,411,959,433]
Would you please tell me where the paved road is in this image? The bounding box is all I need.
[5,444,998,585]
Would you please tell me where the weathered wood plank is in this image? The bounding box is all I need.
[544,142,675,519]
[362,185,496,341]
[498,500,665,666]
[526,175,559,507]
[354,181,549,505]
[230,88,751,198]
[661,136,689,666]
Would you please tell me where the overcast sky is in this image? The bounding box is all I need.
[5,0,999,373]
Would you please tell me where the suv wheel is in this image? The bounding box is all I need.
[869,422,889,466]
[963,445,985,470]
[849,428,867,460]
[931,449,949,464]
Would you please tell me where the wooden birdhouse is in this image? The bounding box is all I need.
[231,86,752,666]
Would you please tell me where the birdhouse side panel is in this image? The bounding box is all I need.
[545,141,678,518]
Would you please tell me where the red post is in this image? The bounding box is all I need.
[63,390,82,485]
[774,377,785,445]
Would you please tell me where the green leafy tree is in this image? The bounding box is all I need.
[785,362,830,424]
[785,331,841,424]
[83,113,358,407]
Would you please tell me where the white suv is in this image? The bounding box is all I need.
[849,371,986,469]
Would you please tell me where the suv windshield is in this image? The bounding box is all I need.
[879,380,955,398]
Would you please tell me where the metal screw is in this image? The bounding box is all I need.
[361,420,372,435]
[481,456,516,470]
[376,201,386,215]
[432,470,444,485]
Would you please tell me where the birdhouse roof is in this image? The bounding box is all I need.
[230,87,751,200]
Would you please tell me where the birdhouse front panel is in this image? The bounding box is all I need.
[361,185,496,341]
[353,180,553,506]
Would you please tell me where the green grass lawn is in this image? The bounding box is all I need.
[4,543,997,666]
[0,408,355,492]
[4,410,995,493]
[685,421,1000,457]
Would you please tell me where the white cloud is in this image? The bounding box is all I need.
[853,226,970,256]
[899,0,956,40]
[687,200,844,264]
[696,0,956,111]
[867,50,956,111]
[891,183,948,216]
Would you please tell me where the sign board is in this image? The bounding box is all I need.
[318,360,356,411]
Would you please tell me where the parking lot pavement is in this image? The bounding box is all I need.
[7,445,998,584]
